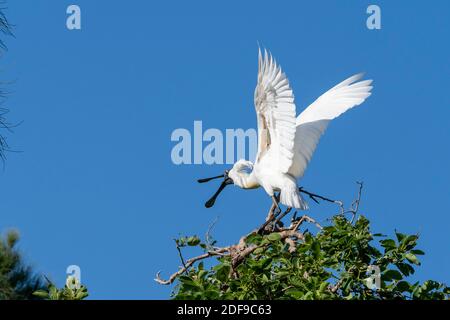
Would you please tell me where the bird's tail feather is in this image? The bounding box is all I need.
[280,186,309,210]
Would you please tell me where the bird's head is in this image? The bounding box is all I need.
[228,159,254,188]
[197,160,254,208]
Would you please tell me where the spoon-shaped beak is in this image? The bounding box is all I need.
[197,174,225,183]
[204,176,233,208]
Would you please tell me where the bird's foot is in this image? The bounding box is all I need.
[271,220,284,232]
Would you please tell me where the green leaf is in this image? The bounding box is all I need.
[6,230,19,248]
[403,235,419,250]
[318,281,328,292]
[405,253,420,265]
[304,233,313,244]
[187,236,201,246]
[373,233,386,237]
[32,290,49,299]
[179,276,199,290]
[285,288,303,299]
[75,289,89,300]
[214,264,230,282]
[204,290,220,299]
[303,291,313,300]
[395,281,411,292]
[396,262,415,276]
[383,269,403,281]
[267,233,281,242]
[380,239,396,248]
[411,249,425,256]
[395,232,406,243]
[245,233,263,244]
[311,241,321,259]
[253,247,265,255]
[49,285,59,299]
[259,258,272,270]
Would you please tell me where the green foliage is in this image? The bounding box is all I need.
[176,235,202,248]
[0,230,45,300]
[171,215,450,300]
[33,276,89,300]
[0,230,88,300]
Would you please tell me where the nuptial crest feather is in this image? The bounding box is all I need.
[228,160,254,187]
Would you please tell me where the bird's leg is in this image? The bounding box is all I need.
[272,194,281,215]
[272,207,291,231]
[259,193,281,234]
[265,193,280,222]
[265,201,277,222]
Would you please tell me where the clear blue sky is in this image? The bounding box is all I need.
[0,1,449,299]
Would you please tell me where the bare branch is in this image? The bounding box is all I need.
[155,184,365,286]
[340,182,364,223]
[298,187,339,205]
[293,214,323,231]
[173,239,188,274]
[155,212,322,285]
[154,248,230,285]
[205,216,219,249]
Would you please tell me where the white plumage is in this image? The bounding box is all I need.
[210,49,373,210]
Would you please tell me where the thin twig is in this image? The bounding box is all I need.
[330,266,357,293]
[174,239,188,273]
[155,248,230,285]
[298,187,338,205]
[293,215,323,231]
[350,182,363,223]
[339,182,364,223]
[205,216,219,249]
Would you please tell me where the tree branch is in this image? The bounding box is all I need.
[154,248,230,285]
[155,212,322,285]
[155,183,364,286]
[174,239,188,274]
[298,187,341,206]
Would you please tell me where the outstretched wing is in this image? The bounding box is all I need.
[288,73,373,179]
[254,49,296,173]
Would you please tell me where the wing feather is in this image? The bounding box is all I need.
[254,49,297,173]
[288,73,373,178]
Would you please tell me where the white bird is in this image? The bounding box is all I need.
[200,48,373,210]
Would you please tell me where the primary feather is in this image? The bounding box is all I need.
[254,49,297,173]
[288,73,373,179]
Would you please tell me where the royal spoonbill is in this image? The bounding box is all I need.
[199,49,373,210]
